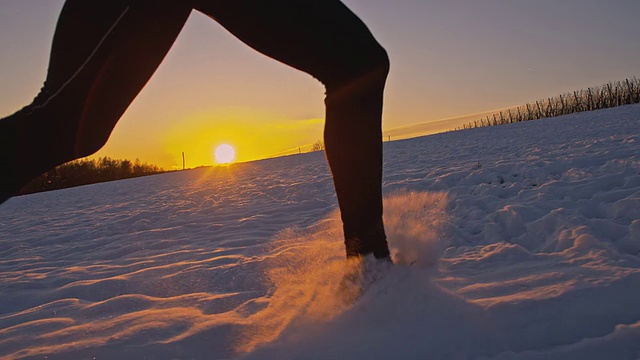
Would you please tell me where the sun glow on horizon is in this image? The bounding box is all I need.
[161,110,324,168]
[214,144,236,164]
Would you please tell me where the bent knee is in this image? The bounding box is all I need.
[321,44,390,91]
[73,132,111,159]
[74,142,105,159]
[365,46,390,82]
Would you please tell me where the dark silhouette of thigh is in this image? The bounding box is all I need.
[41,0,192,156]
[193,0,385,89]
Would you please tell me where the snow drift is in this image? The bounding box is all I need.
[1,104,639,359]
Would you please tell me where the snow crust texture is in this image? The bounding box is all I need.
[1,104,639,359]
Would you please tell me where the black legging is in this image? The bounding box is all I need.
[0,0,390,259]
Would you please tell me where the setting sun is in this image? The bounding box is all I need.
[214,144,236,164]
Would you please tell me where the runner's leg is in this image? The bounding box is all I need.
[0,0,191,201]
[194,0,391,258]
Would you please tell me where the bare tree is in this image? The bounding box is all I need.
[460,77,640,130]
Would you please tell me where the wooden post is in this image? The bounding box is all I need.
[182,152,185,170]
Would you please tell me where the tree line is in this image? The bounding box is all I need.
[19,157,165,195]
[456,77,640,130]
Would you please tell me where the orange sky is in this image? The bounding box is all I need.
[2,1,640,169]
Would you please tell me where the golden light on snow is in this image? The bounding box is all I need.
[214,144,236,164]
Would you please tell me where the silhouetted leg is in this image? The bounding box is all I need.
[194,0,391,258]
[0,0,191,202]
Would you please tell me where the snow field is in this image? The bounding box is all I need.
[0,104,639,359]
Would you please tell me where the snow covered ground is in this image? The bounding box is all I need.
[1,104,639,360]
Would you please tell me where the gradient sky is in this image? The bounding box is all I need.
[1,0,639,169]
